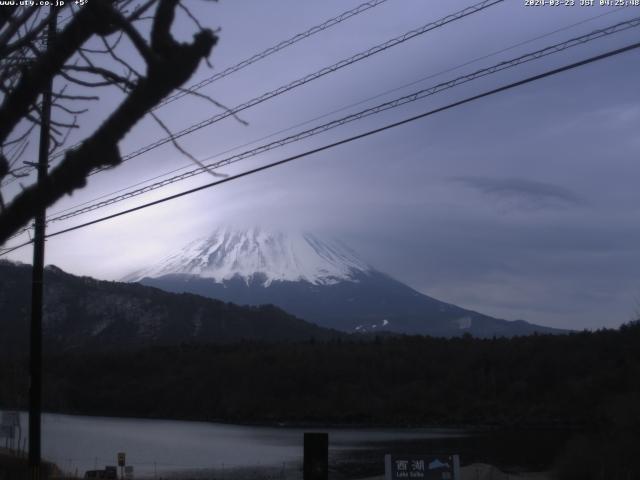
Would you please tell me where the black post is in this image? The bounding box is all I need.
[303,433,328,480]
[28,7,56,480]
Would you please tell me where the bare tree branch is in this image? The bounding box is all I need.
[0,0,217,244]
[0,8,54,58]
[0,7,37,55]
[149,111,227,179]
[0,2,111,145]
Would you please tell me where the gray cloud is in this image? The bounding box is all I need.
[450,176,585,211]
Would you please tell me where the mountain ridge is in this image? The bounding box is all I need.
[140,270,564,337]
[130,227,566,338]
[0,260,342,353]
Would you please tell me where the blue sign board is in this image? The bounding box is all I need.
[385,455,460,480]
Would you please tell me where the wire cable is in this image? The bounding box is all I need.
[3,38,638,255]
[65,0,505,174]
[43,6,630,221]
[35,16,640,227]
[1,0,392,186]
[156,0,392,108]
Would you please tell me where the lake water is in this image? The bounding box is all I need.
[7,412,473,478]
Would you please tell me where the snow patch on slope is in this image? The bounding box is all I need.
[455,316,472,329]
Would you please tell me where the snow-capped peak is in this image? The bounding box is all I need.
[127,226,372,286]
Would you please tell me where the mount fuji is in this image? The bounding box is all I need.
[126,227,370,287]
[128,226,563,338]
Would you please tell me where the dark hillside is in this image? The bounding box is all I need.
[0,260,341,354]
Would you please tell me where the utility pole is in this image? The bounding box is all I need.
[29,6,56,480]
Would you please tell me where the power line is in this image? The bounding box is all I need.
[0,241,32,256]
[82,0,506,176]
[156,0,392,108]
[1,0,392,185]
[3,39,638,256]
[34,16,640,227]
[44,6,630,222]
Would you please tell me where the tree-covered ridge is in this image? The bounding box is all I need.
[0,261,341,356]
[2,323,638,428]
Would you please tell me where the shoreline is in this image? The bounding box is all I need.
[1,407,584,432]
[1,411,572,479]
[2,432,560,480]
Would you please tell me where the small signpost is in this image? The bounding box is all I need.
[117,452,126,480]
[385,454,460,480]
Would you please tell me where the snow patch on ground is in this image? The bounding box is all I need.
[455,316,473,329]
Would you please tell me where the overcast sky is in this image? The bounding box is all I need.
[4,0,640,330]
